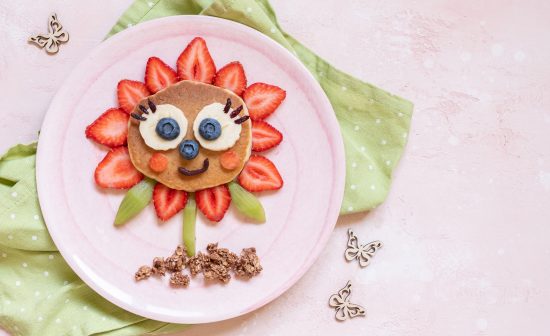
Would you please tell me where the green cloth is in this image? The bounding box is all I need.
[0,144,187,336]
[0,0,412,335]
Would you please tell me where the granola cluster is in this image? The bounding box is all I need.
[135,243,262,288]
[235,247,263,278]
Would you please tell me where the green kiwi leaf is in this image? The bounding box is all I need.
[228,181,266,223]
[114,178,156,226]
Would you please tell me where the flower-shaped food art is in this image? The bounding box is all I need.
[127,82,252,192]
[85,37,286,255]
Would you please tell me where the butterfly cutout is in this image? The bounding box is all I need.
[345,229,383,268]
[28,13,69,54]
[328,281,366,321]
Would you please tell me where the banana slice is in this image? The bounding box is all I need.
[193,102,243,151]
[139,104,188,151]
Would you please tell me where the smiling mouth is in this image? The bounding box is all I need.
[178,158,209,176]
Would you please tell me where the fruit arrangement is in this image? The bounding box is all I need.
[85,37,285,256]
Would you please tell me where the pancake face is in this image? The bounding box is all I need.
[127,81,252,192]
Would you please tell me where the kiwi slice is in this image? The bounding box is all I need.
[114,178,156,226]
[228,181,266,223]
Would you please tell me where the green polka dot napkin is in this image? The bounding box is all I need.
[0,0,412,335]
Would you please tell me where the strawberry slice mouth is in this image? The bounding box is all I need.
[178,158,210,176]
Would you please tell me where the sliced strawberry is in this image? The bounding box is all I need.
[243,83,286,120]
[85,108,129,147]
[176,37,216,83]
[238,155,283,192]
[117,80,150,114]
[153,183,188,221]
[94,147,143,189]
[195,185,231,222]
[213,61,247,96]
[251,120,283,152]
[145,57,178,93]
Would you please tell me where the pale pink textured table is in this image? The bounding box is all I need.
[1,1,549,335]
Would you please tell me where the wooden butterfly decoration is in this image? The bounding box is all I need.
[345,229,383,267]
[28,13,69,54]
[328,281,366,321]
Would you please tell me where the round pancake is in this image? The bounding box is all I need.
[127,81,252,192]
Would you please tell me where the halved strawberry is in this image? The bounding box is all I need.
[145,57,178,93]
[153,183,188,221]
[117,80,150,114]
[213,61,247,96]
[238,155,283,192]
[176,37,216,83]
[243,83,286,120]
[195,185,231,222]
[85,108,129,147]
[94,147,143,189]
[251,120,283,152]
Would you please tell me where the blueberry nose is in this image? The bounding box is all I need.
[179,140,199,160]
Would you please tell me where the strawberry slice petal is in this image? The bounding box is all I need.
[196,184,231,222]
[213,61,247,96]
[238,155,283,192]
[117,80,150,114]
[176,37,216,84]
[153,183,188,221]
[145,56,178,93]
[243,83,286,120]
[251,120,283,152]
[94,147,143,189]
[85,108,129,147]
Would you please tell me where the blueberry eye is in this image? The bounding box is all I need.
[179,140,199,160]
[198,118,222,140]
[156,118,180,140]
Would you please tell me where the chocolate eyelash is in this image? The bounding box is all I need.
[148,99,156,113]
[131,113,147,121]
[226,104,249,124]
[138,105,149,114]
[224,98,231,113]
[229,105,243,118]
[234,115,250,124]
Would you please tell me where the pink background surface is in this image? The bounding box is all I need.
[1,0,549,335]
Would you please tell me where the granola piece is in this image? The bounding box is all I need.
[207,243,238,269]
[165,255,184,272]
[198,243,238,283]
[206,243,218,254]
[188,252,207,276]
[165,245,188,272]
[151,257,167,276]
[235,247,263,278]
[203,263,232,283]
[174,244,187,258]
[169,272,190,288]
[135,266,152,281]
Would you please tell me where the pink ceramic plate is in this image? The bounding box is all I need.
[36,16,344,324]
